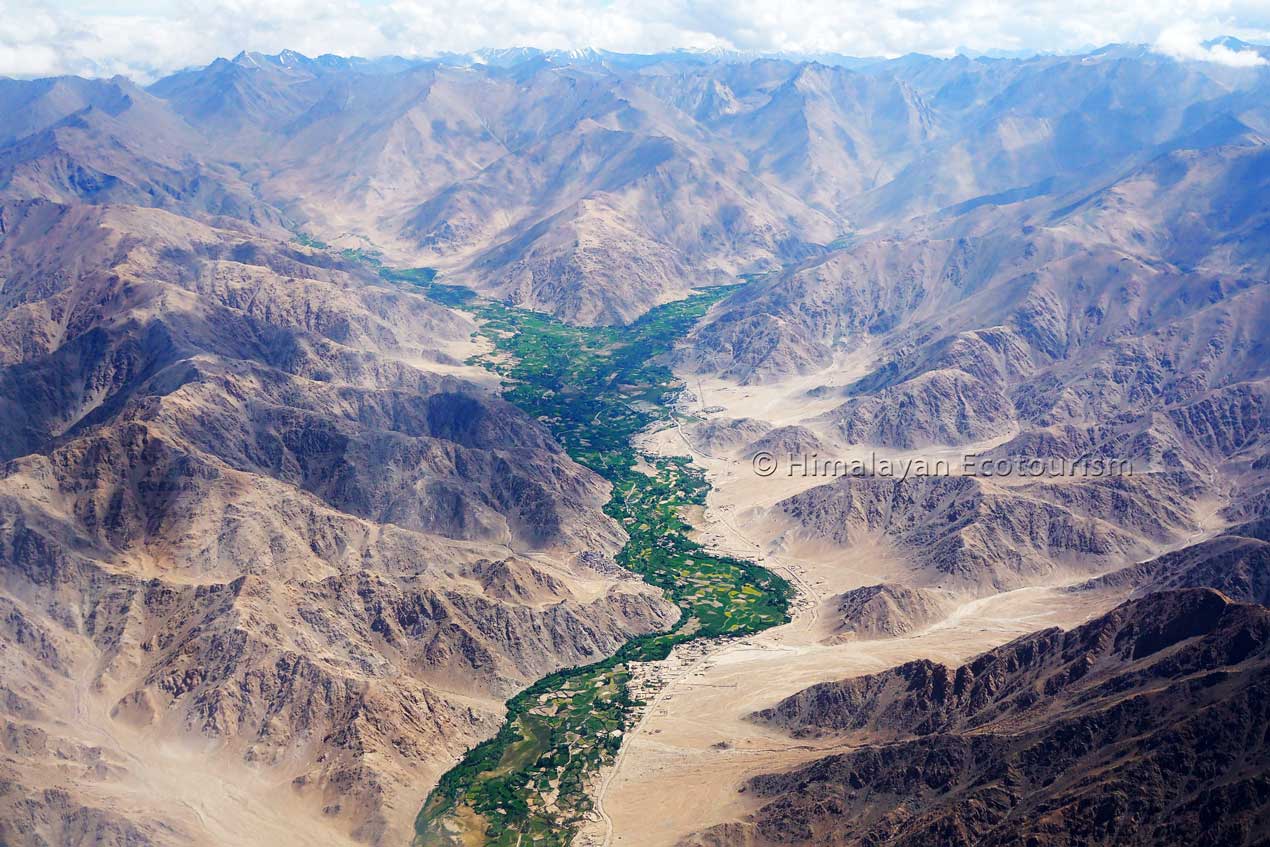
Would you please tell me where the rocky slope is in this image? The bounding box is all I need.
[8,48,1265,328]
[686,137,1270,456]
[0,198,677,846]
[680,589,1270,846]
[1075,523,1270,605]
[682,128,1270,597]
[773,472,1198,591]
[824,583,951,641]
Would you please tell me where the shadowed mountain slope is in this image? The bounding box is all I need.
[680,589,1270,847]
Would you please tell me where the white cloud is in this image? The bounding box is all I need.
[1,0,1269,80]
[0,43,61,77]
[1154,23,1267,66]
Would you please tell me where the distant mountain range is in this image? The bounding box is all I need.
[3,42,1267,325]
[160,39,1270,75]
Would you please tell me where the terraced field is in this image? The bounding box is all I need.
[384,268,791,847]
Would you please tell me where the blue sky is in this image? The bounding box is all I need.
[4,0,1269,79]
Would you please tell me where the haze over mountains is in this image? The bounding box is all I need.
[7,42,1267,326]
[1,39,1269,847]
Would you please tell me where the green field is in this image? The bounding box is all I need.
[385,268,791,847]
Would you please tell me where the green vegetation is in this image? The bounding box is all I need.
[825,232,857,251]
[339,245,383,264]
[293,231,329,249]
[294,233,393,270]
[399,271,790,847]
[379,266,471,307]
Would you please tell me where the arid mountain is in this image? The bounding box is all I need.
[0,77,280,228]
[825,583,951,641]
[773,472,1199,591]
[677,126,1269,599]
[638,61,937,219]
[0,198,676,845]
[146,55,842,324]
[9,47,1262,328]
[1076,521,1270,604]
[681,589,1270,846]
[687,136,1270,381]
[842,48,1264,226]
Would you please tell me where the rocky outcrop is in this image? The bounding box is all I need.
[824,584,951,641]
[0,782,173,847]
[1077,532,1270,605]
[742,425,825,460]
[690,417,772,455]
[823,368,1013,448]
[775,474,1191,591]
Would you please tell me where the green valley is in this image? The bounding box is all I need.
[385,269,792,847]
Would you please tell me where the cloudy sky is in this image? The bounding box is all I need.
[3,0,1269,80]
